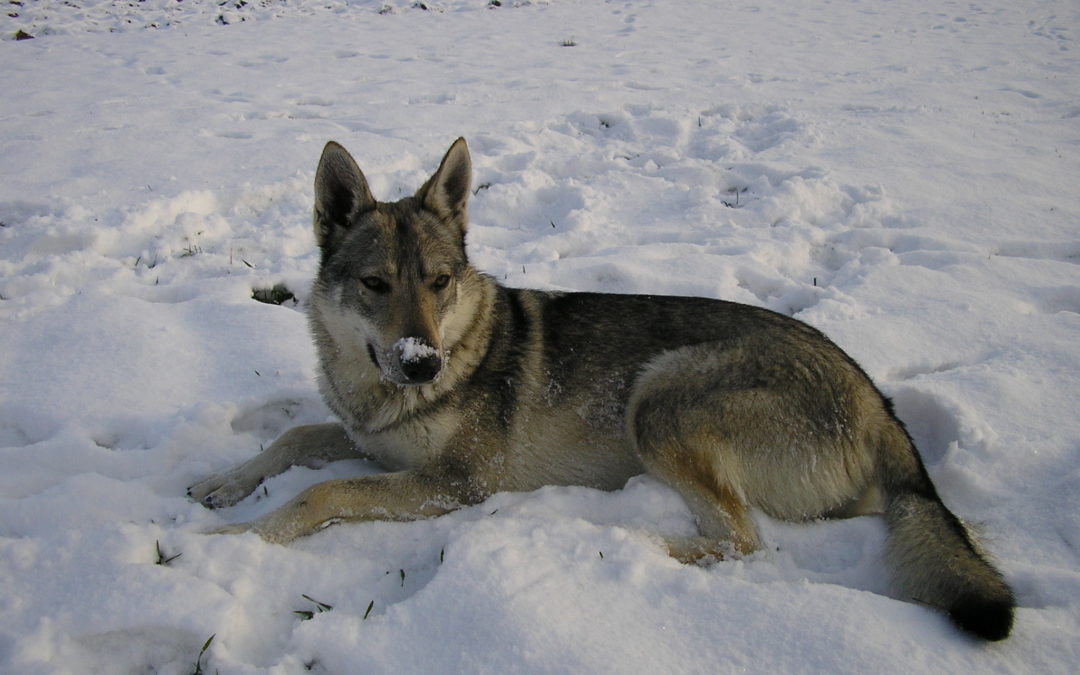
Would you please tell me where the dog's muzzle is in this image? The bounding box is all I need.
[392,337,442,385]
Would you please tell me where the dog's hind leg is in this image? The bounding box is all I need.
[189,423,357,509]
[627,343,874,562]
[628,415,762,559]
[627,356,762,558]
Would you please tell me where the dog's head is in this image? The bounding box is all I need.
[309,138,474,386]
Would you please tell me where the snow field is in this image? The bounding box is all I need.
[2,0,1079,672]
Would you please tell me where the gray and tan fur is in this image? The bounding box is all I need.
[189,138,1016,640]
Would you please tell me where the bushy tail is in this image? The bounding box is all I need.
[880,427,1016,641]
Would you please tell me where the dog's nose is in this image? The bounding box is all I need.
[400,353,441,383]
[394,337,442,384]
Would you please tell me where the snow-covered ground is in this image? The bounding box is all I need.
[2,0,1079,672]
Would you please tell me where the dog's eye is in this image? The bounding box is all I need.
[432,274,451,290]
[361,276,389,293]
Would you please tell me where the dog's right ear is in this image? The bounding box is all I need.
[313,141,376,249]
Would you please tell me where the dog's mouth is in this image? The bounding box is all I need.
[368,338,443,386]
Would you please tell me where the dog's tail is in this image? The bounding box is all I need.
[878,421,1015,641]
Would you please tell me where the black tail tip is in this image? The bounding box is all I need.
[949,594,1016,641]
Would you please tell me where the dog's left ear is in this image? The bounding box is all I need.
[417,138,471,230]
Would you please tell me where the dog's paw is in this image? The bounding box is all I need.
[660,535,731,565]
[204,517,296,545]
[187,472,259,509]
[206,521,255,536]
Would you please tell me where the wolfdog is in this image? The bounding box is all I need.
[189,138,1015,640]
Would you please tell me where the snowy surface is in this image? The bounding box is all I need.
[2,0,1079,672]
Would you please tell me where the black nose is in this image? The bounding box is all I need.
[400,354,441,383]
[395,338,442,384]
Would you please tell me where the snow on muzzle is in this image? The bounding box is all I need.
[391,336,443,384]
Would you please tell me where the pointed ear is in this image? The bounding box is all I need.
[416,137,471,227]
[313,141,376,249]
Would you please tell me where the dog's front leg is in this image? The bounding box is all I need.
[189,423,357,509]
[214,460,481,544]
